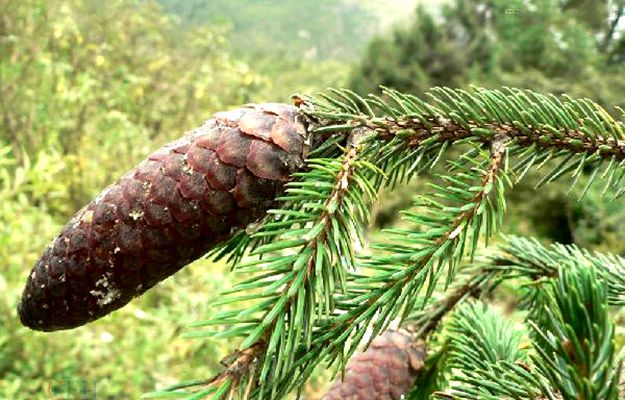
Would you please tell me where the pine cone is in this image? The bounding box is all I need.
[19,103,309,331]
[322,330,426,400]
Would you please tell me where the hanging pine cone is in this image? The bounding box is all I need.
[322,330,426,400]
[19,103,309,331]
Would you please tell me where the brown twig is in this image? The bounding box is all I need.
[369,116,625,161]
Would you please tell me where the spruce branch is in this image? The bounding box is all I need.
[259,136,512,397]
[409,235,625,399]
[407,233,625,343]
[304,86,625,196]
[433,247,624,400]
[355,133,510,314]
[174,130,378,399]
[434,358,554,400]
[489,235,625,305]
[451,302,525,365]
[530,262,622,400]
[151,86,625,399]
[434,302,551,400]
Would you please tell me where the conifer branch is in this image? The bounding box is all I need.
[153,86,625,399]
[435,302,549,400]
[404,231,625,344]
[489,235,625,305]
[305,87,625,196]
[355,133,510,310]
[372,114,625,162]
[403,235,625,346]
[428,240,625,399]
[176,130,378,399]
[259,136,512,397]
[530,263,621,400]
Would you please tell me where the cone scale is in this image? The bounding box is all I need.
[18,103,309,331]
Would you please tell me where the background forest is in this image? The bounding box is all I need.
[1,0,625,398]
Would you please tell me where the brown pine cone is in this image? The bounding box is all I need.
[19,103,309,331]
[322,330,426,400]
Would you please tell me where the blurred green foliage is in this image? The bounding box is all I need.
[159,0,375,61]
[351,0,625,106]
[1,0,272,211]
[352,0,625,252]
